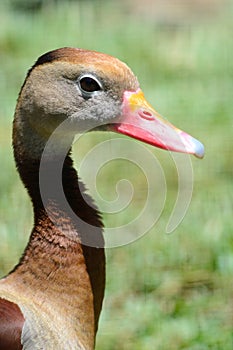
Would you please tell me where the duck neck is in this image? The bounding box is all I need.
[12,115,105,341]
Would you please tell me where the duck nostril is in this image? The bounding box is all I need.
[138,110,154,121]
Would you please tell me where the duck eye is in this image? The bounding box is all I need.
[79,76,102,94]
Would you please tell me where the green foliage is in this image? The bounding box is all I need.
[0,1,232,348]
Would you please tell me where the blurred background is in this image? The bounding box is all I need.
[0,0,232,349]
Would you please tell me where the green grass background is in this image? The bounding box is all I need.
[0,0,232,348]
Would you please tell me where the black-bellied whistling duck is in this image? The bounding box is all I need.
[0,48,204,349]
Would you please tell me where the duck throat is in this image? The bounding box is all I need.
[11,112,106,340]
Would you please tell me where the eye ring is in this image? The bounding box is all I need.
[78,74,103,98]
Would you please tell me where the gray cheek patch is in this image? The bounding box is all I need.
[68,96,121,132]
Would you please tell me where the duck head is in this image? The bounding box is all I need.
[14,47,204,159]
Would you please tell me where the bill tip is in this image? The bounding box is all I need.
[193,138,205,159]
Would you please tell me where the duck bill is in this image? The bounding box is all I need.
[110,89,204,158]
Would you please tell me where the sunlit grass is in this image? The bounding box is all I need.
[0,1,232,348]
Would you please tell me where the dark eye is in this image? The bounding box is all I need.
[80,77,101,92]
[79,75,102,95]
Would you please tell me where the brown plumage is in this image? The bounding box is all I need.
[0,299,24,350]
[0,48,204,349]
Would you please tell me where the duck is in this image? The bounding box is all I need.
[0,47,204,350]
